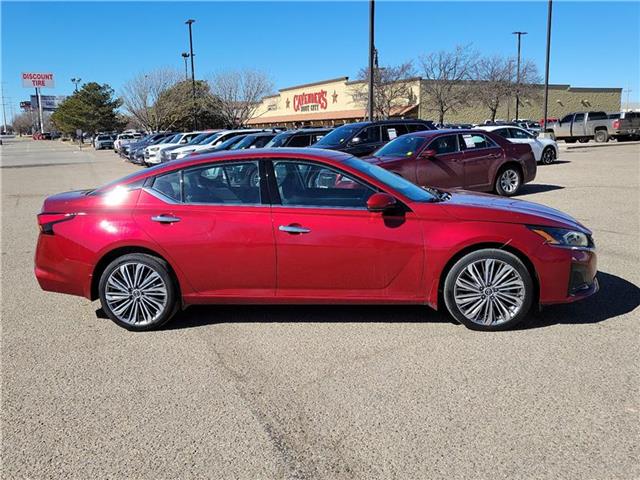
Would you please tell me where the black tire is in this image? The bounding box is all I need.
[617,135,631,142]
[594,130,609,143]
[443,249,534,331]
[564,138,577,144]
[98,253,179,331]
[540,146,556,165]
[578,137,590,143]
[494,165,522,196]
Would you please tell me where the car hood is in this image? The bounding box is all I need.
[433,190,590,233]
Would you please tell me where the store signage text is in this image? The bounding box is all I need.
[22,72,55,88]
[293,90,328,112]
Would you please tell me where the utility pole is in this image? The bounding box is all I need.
[542,1,553,131]
[512,31,527,121]
[367,0,375,121]
[1,83,7,133]
[181,52,190,81]
[186,19,198,130]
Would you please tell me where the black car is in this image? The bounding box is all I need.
[265,128,332,148]
[311,120,435,157]
[229,131,278,150]
[128,133,175,164]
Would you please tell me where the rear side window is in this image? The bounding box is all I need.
[182,162,260,205]
[152,171,182,202]
[493,128,511,139]
[510,128,532,139]
[382,124,409,141]
[459,134,496,149]
[287,135,311,147]
[588,111,608,120]
[407,123,429,133]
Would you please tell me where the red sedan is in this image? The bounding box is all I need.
[364,129,537,196]
[34,149,597,331]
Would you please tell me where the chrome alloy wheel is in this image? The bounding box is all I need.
[453,259,526,326]
[105,262,168,326]
[542,147,556,165]
[499,169,520,194]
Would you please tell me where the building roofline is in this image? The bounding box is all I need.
[279,77,350,93]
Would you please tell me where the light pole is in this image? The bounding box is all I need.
[185,19,197,130]
[367,0,375,121]
[512,31,527,121]
[71,77,81,93]
[181,52,190,81]
[542,1,553,132]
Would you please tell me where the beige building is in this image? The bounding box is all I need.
[248,76,621,127]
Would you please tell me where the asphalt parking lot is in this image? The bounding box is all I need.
[2,138,639,479]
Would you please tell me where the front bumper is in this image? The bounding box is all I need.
[537,245,598,305]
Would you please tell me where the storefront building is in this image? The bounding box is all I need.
[247,76,621,127]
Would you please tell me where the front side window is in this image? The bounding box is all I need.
[429,135,459,154]
[493,128,511,139]
[382,124,409,141]
[272,161,375,209]
[560,114,574,123]
[356,126,381,144]
[182,162,260,204]
[573,113,585,122]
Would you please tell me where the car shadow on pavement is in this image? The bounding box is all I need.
[516,184,565,195]
[519,271,639,330]
[545,160,571,165]
[165,304,453,330]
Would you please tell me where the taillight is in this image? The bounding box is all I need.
[37,213,76,234]
[612,120,620,129]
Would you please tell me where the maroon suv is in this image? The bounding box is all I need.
[363,129,536,196]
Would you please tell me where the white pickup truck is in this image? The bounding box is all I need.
[545,111,640,143]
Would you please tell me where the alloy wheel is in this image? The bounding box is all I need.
[499,169,520,194]
[542,148,555,165]
[104,262,168,326]
[453,259,525,326]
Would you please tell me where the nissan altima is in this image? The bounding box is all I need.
[34,149,598,331]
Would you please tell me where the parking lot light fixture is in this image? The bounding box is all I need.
[367,0,375,121]
[71,77,81,93]
[512,31,527,121]
[185,19,197,130]
[181,52,190,81]
[542,1,553,136]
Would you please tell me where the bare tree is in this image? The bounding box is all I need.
[121,68,180,131]
[351,61,416,119]
[473,55,513,122]
[11,112,34,135]
[209,69,274,128]
[419,45,476,124]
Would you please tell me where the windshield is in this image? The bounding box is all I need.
[164,134,182,144]
[201,131,225,145]
[313,124,361,147]
[214,135,247,150]
[265,132,289,148]
[343,157,436,203]
[374,135,427,157]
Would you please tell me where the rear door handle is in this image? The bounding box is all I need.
[279,224,311,234]
[151,214,181,224]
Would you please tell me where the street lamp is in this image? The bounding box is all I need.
[181,52,190,81]
[71,77,81,93]
[512,31,527,121]
[367,0,375,121]
[542,1,553,132]
[185,19,197,130]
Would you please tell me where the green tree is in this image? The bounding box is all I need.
[156,80,225,131]
[51,82,124,134]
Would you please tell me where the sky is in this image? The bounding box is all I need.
[2,1,639,122]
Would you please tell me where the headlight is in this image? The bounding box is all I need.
[529,226,593,248]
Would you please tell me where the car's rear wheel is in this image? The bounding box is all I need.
[594,129,609,143]
[99,253,179,331]
[443,249,534,331]
[541,146,556,165]
[495,166,522,196]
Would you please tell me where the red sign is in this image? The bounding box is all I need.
[293,90,328,112]
[22,72,55,88]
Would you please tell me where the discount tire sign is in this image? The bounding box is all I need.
[22,72,55,88]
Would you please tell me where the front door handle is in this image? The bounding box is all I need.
[151,214,181,224]
[279,224,311,234]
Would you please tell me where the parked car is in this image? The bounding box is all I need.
[188,134,252,156]
[312,120,435,157]
[160,131,221,163]
[514,120,541,134]
[478,125,558,164]
[34,148,597,332]
[228,131,278,150]
[144,132,202,165]
[607,111,640,141]
[127,133,175,163]
[363,129,537,196]
[114,133,141,154]
[266,128,332,148]
[170,129,265,160]
[94,134,115,150]
[545,111,633,143]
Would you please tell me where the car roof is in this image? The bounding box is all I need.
[280,128,332,136]
[336,119,432,128]
[409,128,484,138]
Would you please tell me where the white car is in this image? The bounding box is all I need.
[478,125,559,165]
[171,129,265,160]
[144,131,203,165]
[114,133,142,154]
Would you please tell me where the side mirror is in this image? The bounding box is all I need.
[367,192,397,212]
[420,149,437,159]
[350,136,362,145]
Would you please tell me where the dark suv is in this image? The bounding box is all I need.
[266,128,333,148]
[311,120,435,157]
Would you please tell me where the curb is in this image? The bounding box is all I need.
[565,141,640,150]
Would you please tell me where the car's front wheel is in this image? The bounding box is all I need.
[99,253,179,331]
[443,249,534,331]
